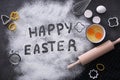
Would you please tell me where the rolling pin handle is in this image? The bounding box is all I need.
[67,60,81,69]
[113,38,120,45]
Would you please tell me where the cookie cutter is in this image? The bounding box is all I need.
[89,69,99,79]
[8,23,17,31]
[96,63,105,71]
[10,11,20,21]
[8,50,21,66]
[9,53,21,65]
[1,15,11,25]
[74,22,85,33]
[108,17,119,27]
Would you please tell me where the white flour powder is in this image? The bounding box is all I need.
[7,0,92,80]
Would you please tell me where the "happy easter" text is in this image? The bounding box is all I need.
[24,22,78,55]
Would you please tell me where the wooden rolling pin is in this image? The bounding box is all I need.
[67,38,120,69]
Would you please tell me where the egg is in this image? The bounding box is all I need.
[96,5,106,14]
[84,9,93,18]
[92,16,101,24]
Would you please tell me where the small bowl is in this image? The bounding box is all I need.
[86,24,106,43]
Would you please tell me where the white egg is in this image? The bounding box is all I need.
[96,5,106,14]
[92,16,101,24]
[84,9,93,18]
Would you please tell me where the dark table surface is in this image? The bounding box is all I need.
[0,0,120,80]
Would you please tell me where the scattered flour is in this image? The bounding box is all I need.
[7,0,93,80]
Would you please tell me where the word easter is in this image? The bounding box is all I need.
[25,39,77,55]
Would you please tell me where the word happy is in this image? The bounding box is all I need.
[28,23,72,38]
[24,23,78,55]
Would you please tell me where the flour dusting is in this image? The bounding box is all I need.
[7,0,93,80]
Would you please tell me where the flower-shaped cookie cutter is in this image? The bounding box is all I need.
[74,22,85,33]
[108,17,119,27]
[10,11,20,21]
[89,69,99,79]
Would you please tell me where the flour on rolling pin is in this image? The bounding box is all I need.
[67,38,120,69]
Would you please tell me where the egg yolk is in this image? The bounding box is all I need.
[87,28,94,35]
[95,32,103,40]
